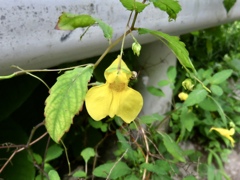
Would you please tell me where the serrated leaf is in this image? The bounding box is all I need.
[210,69,233,85]
[45,144,63,162]
[140,160,170,175]
[160,133,186,162]
[93,162,131,179]
[55,13,95,30]
[223,0,236,12]
[139,113,164,124]
[81,147,95,164]
[149,0,182,21]
[210,84,223,96]
[45,65,93,143]
[120,0,149,13]
[94,18,113,40]
[48,170,60,180]
[147,86,165,96]
[184,89,208,106]
[138,28,196,73]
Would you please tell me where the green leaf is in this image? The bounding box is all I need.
[139,113,164,124]
[138,28,196,72]
[120,0,149,13]
[48,170,60,180]
[184,89,208,106]
[55,13,96,30]
[147,86,165,96]
[209,69,233,85]
[93,162,131,179]
[157,80,170,87]
[223,0,236,12]
[81,147,95,164]
[180,107,196,132]
[210,84,223,96]
[209,96,227,124]
[45,65,93,143]
[73,170,87,178]
[32,153,42,164]
[140,160,171,175]
[94,18,113,40]
[149,0,182,21]
[198,97,218,111]
[167,66,177,82]
[160,133,186,162]
[183,175,197,180]
[45,144,63,162]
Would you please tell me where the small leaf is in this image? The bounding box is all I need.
[180,107,197,132]
[94,18,113,40]
[138,28,196,73]
[139,113,164,124]
[45,144,63,162]
[149,0,182,21]
[167,66,177,82]
[73,170,87,178]
[183,175,197,180]
[81,147,95,164]
[223,0,236,12]
[120,0,149,13]
[55,13,96,30]
[184,89,208,106]
[45,65,93,143]
[210,84,223,96]
[160,133,186,162]
[48,170,60,180]
[210,69,233,85]
[198,97,218,111]
[158,80,170,87]
[147,86,165,96]
[32,153,42,164]
[93,162,131,179]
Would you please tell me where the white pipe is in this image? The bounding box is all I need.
[1,0,240,75]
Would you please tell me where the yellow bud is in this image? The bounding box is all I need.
[182,79,194,91]
[178,92,188,101]
[132,42,141,56]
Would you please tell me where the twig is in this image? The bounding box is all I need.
[106,148,129,180]
[0,132,48,173]
[140,126,150,180]
[61,140,71,176]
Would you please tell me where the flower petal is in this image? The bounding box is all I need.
[116,87,143,123]
[210,127,235,147]
[85,84,112,120]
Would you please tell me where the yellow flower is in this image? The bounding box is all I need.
[178,92,188,101]
[85,55,143,123]
[210,127,235,147]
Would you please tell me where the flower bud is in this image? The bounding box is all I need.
[178,92,188,101]
[182,79,194,91]
[132,42,141,56]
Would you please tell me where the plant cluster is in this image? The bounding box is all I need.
[0,0,239,180]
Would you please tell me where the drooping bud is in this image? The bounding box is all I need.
[182,79,194,91]
[132,41,141,56]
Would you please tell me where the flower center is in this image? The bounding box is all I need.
[109,82,125,92]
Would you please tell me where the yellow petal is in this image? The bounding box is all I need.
[85,84,112,120]
[116,87,143,123]
[105,55,132,80]
[210,127,235,147]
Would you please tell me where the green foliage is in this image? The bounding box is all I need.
[1,1,240,180]
[223,0,237,12]
[81,147,95,164]
[45,65,93,143]
[93,162,131,179]
[120,0,150,13]
[149,0,182,21]
[56,13,96,30]
[138,28,196,73]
